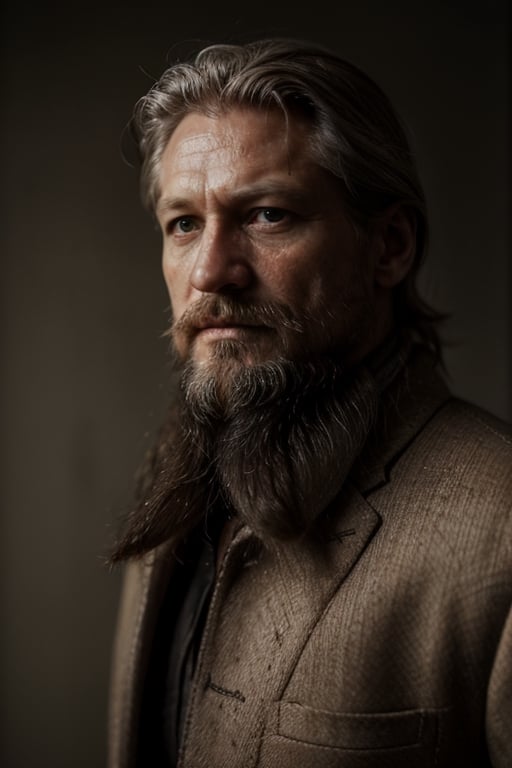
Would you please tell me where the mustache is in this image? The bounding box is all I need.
[168,295,305,346]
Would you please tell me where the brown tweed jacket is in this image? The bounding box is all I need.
[108,350,512,767]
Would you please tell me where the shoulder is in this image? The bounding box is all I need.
[428,395,511,446]
[367,340,511,502]
[357,348,512,573]
[399,396,512,499]
[366,395,512,582]
[354,342,511,505]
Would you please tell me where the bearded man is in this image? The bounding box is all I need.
[107,39,512,768]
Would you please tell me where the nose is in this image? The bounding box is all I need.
[190,222,253,295]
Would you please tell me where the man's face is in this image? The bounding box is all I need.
[156,107,381,378]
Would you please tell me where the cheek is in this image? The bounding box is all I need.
[296,251,370,323]
[262,249,348,314]
[257,241,324,307]
[162,257,185,319]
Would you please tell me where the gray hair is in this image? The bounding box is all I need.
[128,38,445,357]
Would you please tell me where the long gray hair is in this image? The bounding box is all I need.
[128,37,445,357]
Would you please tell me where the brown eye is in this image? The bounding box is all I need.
[258,208,286,223]
[251,207,289,225]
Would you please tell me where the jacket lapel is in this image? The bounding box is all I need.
[179,484,381,767]
[108,542,176,768]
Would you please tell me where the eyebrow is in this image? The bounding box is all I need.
[156,196,191,215]
[156,180,310,216]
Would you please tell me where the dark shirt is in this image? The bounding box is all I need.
[136,518,220,767]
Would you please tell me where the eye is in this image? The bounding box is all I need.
[166,216,198,235]
[252,207,287,224]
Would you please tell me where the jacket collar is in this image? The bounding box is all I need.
[351,342,452,496]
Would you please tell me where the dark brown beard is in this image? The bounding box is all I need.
[109,354,379,563]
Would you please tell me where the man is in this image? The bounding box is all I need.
[108,38,511,767]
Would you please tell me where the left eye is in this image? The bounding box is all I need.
[253,207,287,223]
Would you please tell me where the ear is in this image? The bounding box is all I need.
[371,204,416,288]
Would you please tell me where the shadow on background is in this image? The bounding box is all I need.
[1,2,509,766]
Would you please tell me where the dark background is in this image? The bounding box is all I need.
[1,2,509,766]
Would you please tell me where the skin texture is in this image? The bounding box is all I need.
[156,107,413,375]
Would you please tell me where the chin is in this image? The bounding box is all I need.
[181,340,282,412]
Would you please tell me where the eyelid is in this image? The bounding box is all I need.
[164,214,198,235]
[249,206,290,224]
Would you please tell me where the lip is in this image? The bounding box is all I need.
[194,313,264,328]
[196,326,245,340]
[193,319,270,342]
[195,315,258,329]
[196,323,266,335]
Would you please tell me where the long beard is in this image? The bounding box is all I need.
[109,354,379,563]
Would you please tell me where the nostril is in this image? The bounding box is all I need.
[221,282,246,295]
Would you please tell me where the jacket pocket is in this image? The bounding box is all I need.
[259,702,442,768]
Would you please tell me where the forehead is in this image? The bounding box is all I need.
[157,107,317,203]
[167,105,311,153]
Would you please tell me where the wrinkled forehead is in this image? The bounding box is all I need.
[145,104,323,213]
[167,103,317,157]
[156,107,320,200]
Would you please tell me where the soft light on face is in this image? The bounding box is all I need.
[156,107,381,378]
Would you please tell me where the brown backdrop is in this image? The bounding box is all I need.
[1,1,509,766]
